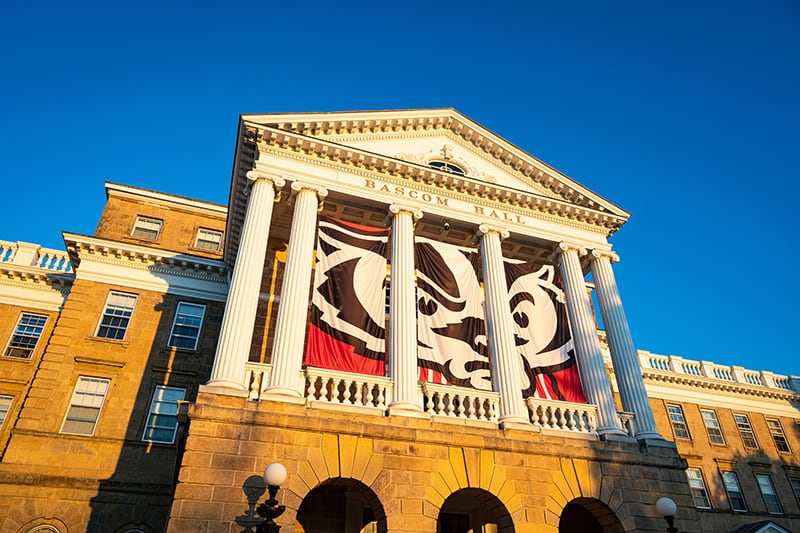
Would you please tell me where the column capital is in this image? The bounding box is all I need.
[552,241,587,257]
[246,170,286,189]
[290,181,329,199]
[590,249,620,263]
[387,203,423,220]
[474,223,510,242]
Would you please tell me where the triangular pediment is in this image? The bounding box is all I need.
[241,108,629,220]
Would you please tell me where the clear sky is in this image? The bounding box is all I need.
[1,1,798,377]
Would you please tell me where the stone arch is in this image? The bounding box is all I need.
[425,447,522,526]
[295,477,386,533]
[545,457,631,530]
[17,517,69,533]
[559,498,625,533]
[438,488,514,533]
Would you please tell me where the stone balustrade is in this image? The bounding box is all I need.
[422,382,500,423]
[526,397,598,436]
[0,240,72,272]
[305,367,392,412]
[243,362,273,401]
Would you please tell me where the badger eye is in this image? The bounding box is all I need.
[418,298,438,316]
[514,312,529,328]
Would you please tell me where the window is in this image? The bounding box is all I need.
[168,302,206,350]
[790,477,800,505]
[667,404,690,440]
[131,216,162,240]
[0,395,12,427]
[428,160,466,175]
[734,413,759,449]
[142,386,186,443]
[686,468,711,509]
[756,474,783,514]
[4,312,47,359]
[766,418,791,453]
[61,377,110,435]
[194,228,223,251]
[96,292,137,340]
[722,471,747,511]
[701,409,725,445]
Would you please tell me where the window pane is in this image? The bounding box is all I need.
[722,472,747,511]
[97,292,137,340]
[4,313,47,359]
[790,478,800,503]
[734,414,758,449]
[766,419,791,453]
[756,474,783,514]
[0,395,12,427]
[668,404,690,440]
[131,216,162,240]
[61,377,110,436]
[142,386,186,444]
[701,409,725,445]
[168,303,205,350]
[195,228,223,251]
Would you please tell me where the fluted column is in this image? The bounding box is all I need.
[590,250,663,440]
[208,170,285,389]
[478,224,529,425]
[386,204,424,416]
[266,182,328,399]
[554,242,625,436]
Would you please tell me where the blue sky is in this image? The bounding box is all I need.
[2,1,798,377]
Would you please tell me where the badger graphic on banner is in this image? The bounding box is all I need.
[415,237,491,391]
[306,216,389,376]
[505,260,586,403]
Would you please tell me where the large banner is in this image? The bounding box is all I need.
[306,216,389,376]
[415,237,492,391]
[504,260,586,403]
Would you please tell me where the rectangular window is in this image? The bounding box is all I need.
[0,395,12,427]
[168,302,206,350]
[4,312,48,359]
[687,468,711,509]
[668,404,691,440]
[790,478,800,505]
[734,413,759,449]
[194,228,223,251]
[61,377,110,436]
[722,471,747,511]
[96,292,137,340]
[142,386,186,444]
[756,474,783,514]
[701,409,725,445]
[131,216,162,240]
[766,418,792,453]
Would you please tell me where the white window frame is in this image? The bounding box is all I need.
[700,408,725,445]
[167,302,206,350]
[0,395,12,427]
[687,468,712,509]
[96,291,137,340]
[734,413,759,449]
[4,312,48,359]
[131,215,163,240]
[765,418,792,453]
[60,377,110,436]
[756,473,783,514]
[194,228,223,251]
[667,404,690,440]
[142,385,186,444]
[722,471,747,512]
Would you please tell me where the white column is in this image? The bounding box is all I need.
[590,251,662,440]
[478,224,528,426]
[386,204,425,416]
[208,170,285,389]
[266,182,328,399]
[554,242,625,437]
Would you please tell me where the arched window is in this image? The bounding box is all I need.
[28,526,60,533]
[428,160,466,176]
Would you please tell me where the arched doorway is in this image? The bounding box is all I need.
[558,498,625,533]
[295,477,386,533]
[437,488,514,533]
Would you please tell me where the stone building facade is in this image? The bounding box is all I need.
[0,109,797,533]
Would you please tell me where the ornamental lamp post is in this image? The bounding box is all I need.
[236,463,287,533]
[654,496,678,533]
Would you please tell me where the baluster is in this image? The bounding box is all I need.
[457,394,466,418]
[306,375,315,400]
[465,396,476,419]
[435,392,444,415]
[340,378,350,404]
[477,399,486,421]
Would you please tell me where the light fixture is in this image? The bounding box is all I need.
[236,463,287,533]
[654,497,678,533]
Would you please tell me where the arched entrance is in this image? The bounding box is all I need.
[437,488,514,533]
[558,498,625,533]
[295,477,386,533]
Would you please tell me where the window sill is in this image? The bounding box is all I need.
[87,336,130,348]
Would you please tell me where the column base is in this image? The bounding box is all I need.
[204,378,247,391]
[499,414,531,430]
[388,402,430,419]
[198,384,250,397]
[262,386,306,404]
[598,426,636,442]
[634,430,668,442]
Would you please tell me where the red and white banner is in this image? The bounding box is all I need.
[504,260,586,403]
[305,216,389,376]
[415,237,492,391]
